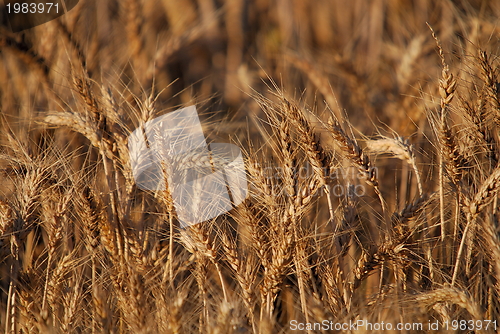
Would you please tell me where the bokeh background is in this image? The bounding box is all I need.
[2,0,500,136]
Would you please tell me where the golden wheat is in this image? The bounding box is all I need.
[1,1,500,333]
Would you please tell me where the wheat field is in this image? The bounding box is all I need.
[1,0,500,333]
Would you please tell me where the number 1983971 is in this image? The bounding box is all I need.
[6,3,59,14]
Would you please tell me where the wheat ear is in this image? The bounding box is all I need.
[428,23,459,244]
[328,118,385,212]
[365,136,422,195]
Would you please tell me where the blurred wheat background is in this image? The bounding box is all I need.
[1,0,500,333]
